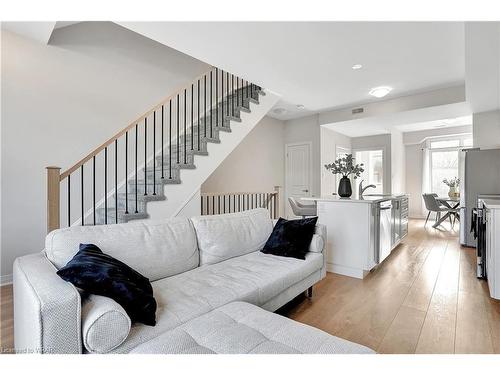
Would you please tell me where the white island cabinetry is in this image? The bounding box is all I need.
[303,195,408,279]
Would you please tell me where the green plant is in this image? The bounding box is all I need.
[324,154,364,179]
[443,177,460,188]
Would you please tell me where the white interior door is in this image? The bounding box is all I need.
[286,142,312,218]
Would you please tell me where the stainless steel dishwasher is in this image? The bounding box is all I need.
[376,200,393,264]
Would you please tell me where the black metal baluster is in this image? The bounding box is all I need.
[115,139,118,224]
[231,74,235,116]
[144,117,147,196]
[197,79,200,151]
[67,175,71,227]
[191,84,194,151]
[210,70,213,138]
[226,71,229,116]
[237,76,240,107]
[104,147,107,224]
[246,80,249,101]
[176,94,180,164]
[218,195,220,214]
[184,89,187,164]
[204,75,207,138]
[93,155,96,225]
[115,139,118,223]
[153,111,156,195]
[200,194,203,215]
[212,196,215,214]
[161,105,164,179]
[169,100,172,179]
[81,165,84,225]
[221,70,224,127]
[125,132,129,214]
[215,68,219,128]
[135,124,138,213]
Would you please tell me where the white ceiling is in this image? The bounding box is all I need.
[119,22,465,119]
[394,115,472,133]
[323,100,471,137]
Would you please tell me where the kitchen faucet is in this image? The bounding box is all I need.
[359,180,376,199]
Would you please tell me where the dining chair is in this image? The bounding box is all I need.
[288,197,317,219]
[422,193,453,227]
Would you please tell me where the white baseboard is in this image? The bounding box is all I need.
[1,274,13,286]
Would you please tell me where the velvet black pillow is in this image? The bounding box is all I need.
[261,217,318,260]
[57,243,157,326]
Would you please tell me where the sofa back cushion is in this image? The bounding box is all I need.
[45,218,199,281]
[191,208,273,266]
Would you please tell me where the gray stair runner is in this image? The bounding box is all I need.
[95,86,264,224]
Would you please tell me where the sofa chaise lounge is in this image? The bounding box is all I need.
[13,208,374,354]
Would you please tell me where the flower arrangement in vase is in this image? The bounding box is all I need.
[324,154,364,198]
[443,177,460,198]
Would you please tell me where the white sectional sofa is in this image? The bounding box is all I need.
[13,208,373,354]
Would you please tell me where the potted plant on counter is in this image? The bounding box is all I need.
[324,154,364,198]
[443,177,460,198]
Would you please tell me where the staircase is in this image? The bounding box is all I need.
[46,67,279,232]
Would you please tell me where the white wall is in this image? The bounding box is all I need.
[403,125,473,218]
[201,116,285,215]
[351,134,392,194]
[391,129,406,194]
[320,127,351,196]
[284,115,321,197]
[1,22,209,283]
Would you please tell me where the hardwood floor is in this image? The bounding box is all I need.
[0,283,13,353]
[283,219,500,354]
[0,219,498,354]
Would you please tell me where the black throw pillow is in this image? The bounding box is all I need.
[261,217,318,260]
[57,243,157,326]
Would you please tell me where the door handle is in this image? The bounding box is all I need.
[302,189,309,192]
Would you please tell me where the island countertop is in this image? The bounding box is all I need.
[302,194,408,204]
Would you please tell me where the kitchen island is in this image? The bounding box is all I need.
[303,195,408,279]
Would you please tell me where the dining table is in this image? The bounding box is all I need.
[433,196,460,228]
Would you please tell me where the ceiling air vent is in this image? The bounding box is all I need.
[352,107,364,115]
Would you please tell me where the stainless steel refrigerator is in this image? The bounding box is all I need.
[460,148,500,247]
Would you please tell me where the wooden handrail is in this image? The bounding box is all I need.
[59,66,215,181]
[200,191,277,197]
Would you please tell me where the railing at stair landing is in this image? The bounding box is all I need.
[201,187,282,219]
[46,66,262,232]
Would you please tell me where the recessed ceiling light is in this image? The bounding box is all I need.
[273,108,287,115]
[369,86,393,98]
[352,64,363,70]
[296,104,305,109]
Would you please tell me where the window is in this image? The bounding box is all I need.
[427,134,471,197]
[355,149,384,195]
[430,150,459,197]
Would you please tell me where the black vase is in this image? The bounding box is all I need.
[338,176,352,198]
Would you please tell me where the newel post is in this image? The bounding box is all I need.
[274,185,282,219]
[47,166,61,233]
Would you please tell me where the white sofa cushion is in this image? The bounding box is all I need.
[81,295,131,354]
[130,301,375,354]
[109,251,323,353]
[45,218,199,281]
[308,234,324,253]
[191,208,273,266]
